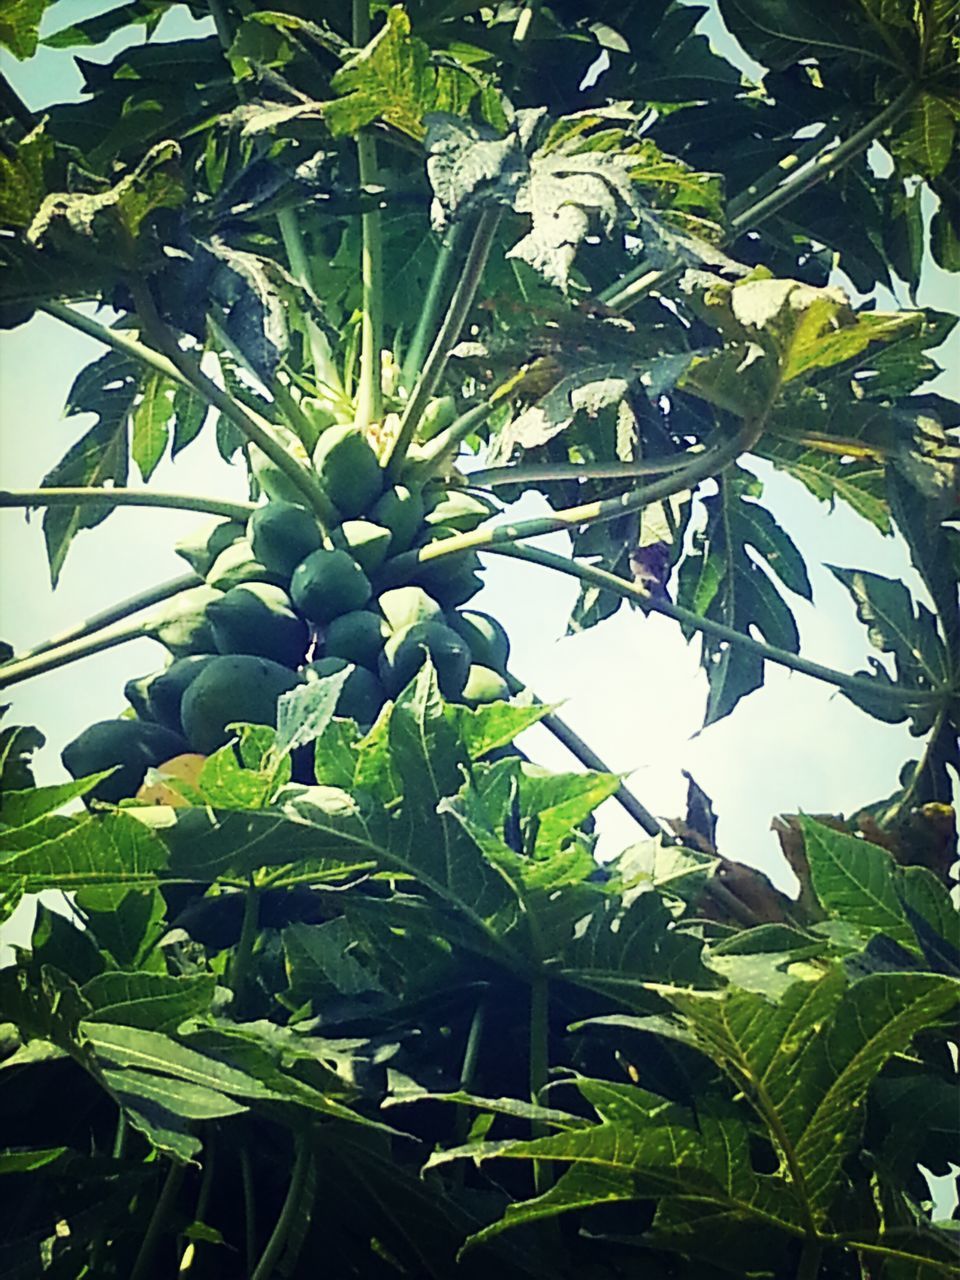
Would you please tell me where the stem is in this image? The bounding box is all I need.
[505,673,664,838]
[453,995,488,1148]
[529,973,551,1194]
[240,1145,257,1277]
[178,1137,217,1274]
[1,573,201,668]
[600,86,918,311]
[383,208,501,480]
[407,395,501,481]
[127,278,333,523]
[796,1239,823,1280]
[353,0,383,431]
[880,703,948,824]
[400,226,463,392]
[111,1109,128,1159]
[276,209,342,394]
[469,454,697,489]
[40,301,193,389]
[0,615,150,689]
[0,487,254,521]
[130,1159,186,1280]
[229,878,260,1015]
[249,1134,312,1280]
[727,129,829,219]
[494,542,946,708]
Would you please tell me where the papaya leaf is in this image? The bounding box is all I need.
[716,0,911,76]
[283,918,385,1002]
[130,369,175,481]
[0,0,51,58]
[0,810,169,894]
[42,0,174,49]
[80,972,216,1033]
[170,383,208,457]
[759,437,890,531]
[0,125,55,229]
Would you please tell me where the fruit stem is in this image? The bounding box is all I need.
[404,395,500,482]
[506,673,665,838]
[383,207,501,481]
[249,1133,312,1280]
[494,541,948,708]
[353,0,383,432]
[0,571,202,669]
[400,223,464,393]
[0,487,254,521]
[0,615,150,690]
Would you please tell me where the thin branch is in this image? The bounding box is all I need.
[494,542,947,708]
[0,572,202,668]
[0,487,254,521]
[400,225,463,392]
[469,454,698,489]
[41,301,192,389]
[0,615,153,689]
[130,1160,186,1280]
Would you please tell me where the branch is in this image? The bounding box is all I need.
[250,1134,312,1280]
[0,572,202,668]
[468,454,698,489]
[0,616,155,690]
[0,487,254,521]
[383,208,501,480]
[400,224,464,392]
[494,543,946,709]
[40,301,192,390]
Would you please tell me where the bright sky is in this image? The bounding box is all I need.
[1,0,957,908]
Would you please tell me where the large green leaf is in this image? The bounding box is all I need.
[0,810,169,893]
[0,0,51,57]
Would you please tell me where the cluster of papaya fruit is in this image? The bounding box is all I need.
[62,423,512,804]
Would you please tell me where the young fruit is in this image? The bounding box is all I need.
[248,501,323,578]
[306,657,387,725]
[423,489,498,533]
[180,655,302,754]
[379,621,471,699]
[62,720,189,805]
[312,424,383,518]
[207,582,309,667]
[145,586,223,658]
[175,519,245,576]
[431,568,484,608]
[416,395,457,442]
[377,586,444,632]
[460,665,510,706]
[370,485,424,552]
[447,609,511,673]
[323,610,385,669]
[290,548,372,625]
[125,655,220,734]
[330,520,393,575]
[205,539,285,591]
[411,526,482,592]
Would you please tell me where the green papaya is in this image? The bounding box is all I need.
[306,657,386,725]
[312,425,383,518]
[424,489,498,533]
[207,582,309,667]
[416,395,457,442]
[411,526,482,591]
[206,539,286,591]
[290,548,372,625]
[370,485,424,552]
[377,585,444,633]
[125,655,219,733]
[180,655,302,754]
[460,665,510,706]
[175,519,245,577]
[323,610,385,669]
[145,586,222,657]
[447,609,511,672]
[379,621,471,699]
[62,719,189,805]
[248,502,323,578]
[330,520,393,574]
[431,568,484,608]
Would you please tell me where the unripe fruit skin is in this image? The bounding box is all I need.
[431,569,484,608]
[447,610,511,673]
[323,610,385,669]
[125,655,220,734]
[461,665,510,706]
[330,520,393,575]
[207,582,309,667]
[370,485,424,552]
[424,490,498,533]
[312,425,383,519]
[176,519,245,577]
[416,395,457,442]
[181,655,302,754]
[248,502,323,578]
[307,657,386,725]
[379,621,471,699]
[290,548,372,625]
[62,720,189,805]
[377,586,444,633]
[147,586,223,658]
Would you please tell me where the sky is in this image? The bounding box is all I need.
[1,0,958,914]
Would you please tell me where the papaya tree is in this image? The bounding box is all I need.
[0,1,958,1278]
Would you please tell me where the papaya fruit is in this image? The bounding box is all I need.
[206,539,286,591]
[416,395,457,442]
[145,586,222,657]
[424,489,498,533]
[248,502,323,578]
[135,753,206,807]
[460,665,510,706]
[447,609,511,672]
[125,655,219,733]
[175,519,245,576]
[62,719,189,805]
[207,582,309,667]
[312,424,383,518]
[290,548,372,625]
[379,620,471,699]
[431,568,484,608]
[307,657,386,726]
[377,586,444,633]
[411,526,482,591]
[180,655,302,754]
[370,485,424,552]
[330,520,393,575]
[323,610,385,669]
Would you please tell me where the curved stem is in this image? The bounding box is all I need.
[0,615,150,689]
[0,572,202,668]
[383,208,501,480]
[40,300,192,389]
[469,454,697,489]
[505,673,664,838]
[494,542,946,708]
[130,1159,185,1280]
[250,1133,312,1280]
[0,487,254,521]
[240,1145,257,1277]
